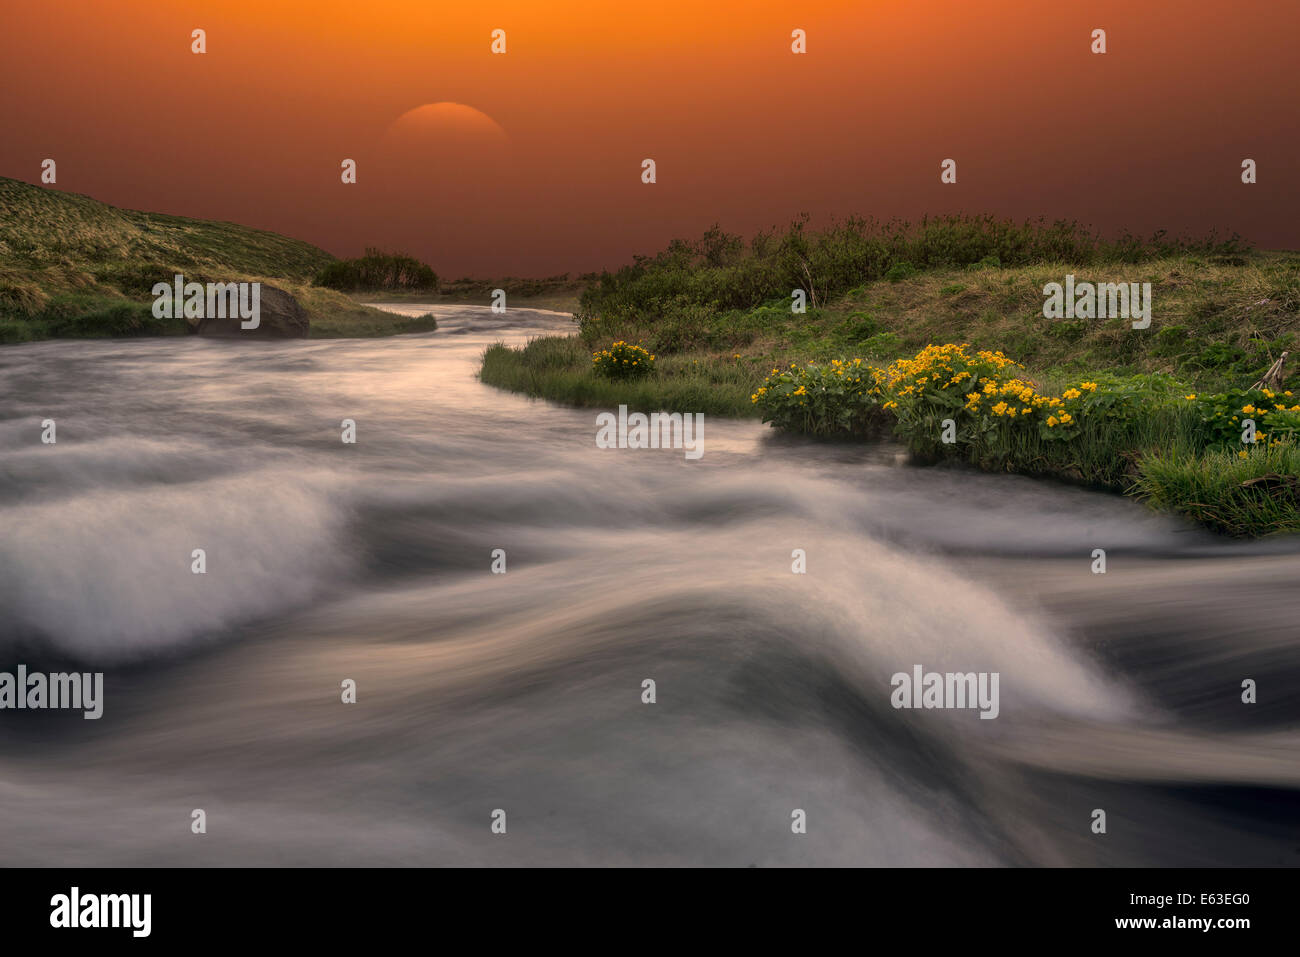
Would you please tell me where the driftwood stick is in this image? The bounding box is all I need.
[1250,351,1289,391]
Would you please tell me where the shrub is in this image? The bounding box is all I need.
[840,313,879,341]
[316,248,437,292]
[576,215,1245,328]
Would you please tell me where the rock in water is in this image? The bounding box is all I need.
[195,285,309,339]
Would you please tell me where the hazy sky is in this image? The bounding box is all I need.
[2,0,1297,276]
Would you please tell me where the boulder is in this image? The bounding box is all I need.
[195,284,309,339]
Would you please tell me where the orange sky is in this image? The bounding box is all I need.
[2,0,1297,275]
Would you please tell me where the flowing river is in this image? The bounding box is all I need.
[1,305,1297,866]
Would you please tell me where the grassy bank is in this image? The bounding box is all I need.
[482,336,757,415]
[480,216,1300,536]
[0,177,435,341]
[1133,444,1300,536]
[367,275,589,315]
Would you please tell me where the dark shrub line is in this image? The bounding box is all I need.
[316,248,438,292]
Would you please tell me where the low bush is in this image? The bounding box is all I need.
[316,249,437,292]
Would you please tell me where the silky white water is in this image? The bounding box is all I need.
[1,305,1296,866]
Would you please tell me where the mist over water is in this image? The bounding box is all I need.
[1,305,1297,866]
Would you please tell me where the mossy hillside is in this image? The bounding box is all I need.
[0,177,433,340]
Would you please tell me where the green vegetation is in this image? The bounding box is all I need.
[316,248,437,292]
[480,215,1300,536]
[753,344,1300,535]
[1133,445,1300,536]
[367,275,589,315]
[566,217,1287,389]
[592,340,655,380]
[0,177,433,341]
[480,337,755,416]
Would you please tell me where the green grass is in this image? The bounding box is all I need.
[0,176,332,288]
[481,337,755,416]
[572,254,1298,394]
[482,251,1300,425]
[0,176,430,340]
[551,215,1294,401]
[479,216,1300,536]
[1131,445,1300,536]
[577,214,1251,326]
[960,401,1206,490]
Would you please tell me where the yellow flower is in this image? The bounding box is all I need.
[1184,394,1196,401]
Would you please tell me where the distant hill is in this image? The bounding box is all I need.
[0,177,435,341]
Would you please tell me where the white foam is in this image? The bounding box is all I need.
[0,468,351,661]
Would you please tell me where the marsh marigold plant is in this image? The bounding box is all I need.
[592,341,655,380]
[751,358,884,435]
[756,343,1114,459]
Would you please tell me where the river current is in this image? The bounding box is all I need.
[1,305,1296,866]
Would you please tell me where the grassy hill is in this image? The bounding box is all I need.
[0,177,434,340]
[483,217,1299,412]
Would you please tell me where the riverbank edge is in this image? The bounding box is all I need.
[0,293,588,345]
[478,335,1300,539]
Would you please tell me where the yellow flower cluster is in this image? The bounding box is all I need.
[592,340,656,379]
[751,341,1296,455]
[881,344,1020,397]
[879,343,1097,432]
[750,357,875,407]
